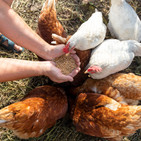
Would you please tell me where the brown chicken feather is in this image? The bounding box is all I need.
[72,93,141,141]
[0,85,68,139]
[37,0,67,44]
[69,73,141,105]
[72,49,91,86]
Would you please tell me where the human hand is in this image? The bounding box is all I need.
[47,44,76,60]
[45,43,80,67]
[42,61,80,83]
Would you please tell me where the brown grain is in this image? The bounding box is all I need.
[54,54,77,75]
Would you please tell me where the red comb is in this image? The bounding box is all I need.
[87,68,93,72]
[87,66,102,74]
[87,68,95,74]
[63,42,70,53]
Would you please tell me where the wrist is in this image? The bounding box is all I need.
[38,61,51,76]
[38,45,53,60]
[43,45,55,60]
[25,61,46,77]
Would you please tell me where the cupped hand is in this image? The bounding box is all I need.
[48,44,81,69]
[44,61,80,83]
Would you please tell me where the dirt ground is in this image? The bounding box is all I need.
[0,0,141,141]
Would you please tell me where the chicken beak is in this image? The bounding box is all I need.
[65,52,70,56]
[84,70,91,77]
[84,70,88,74]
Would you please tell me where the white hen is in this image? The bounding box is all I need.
[108,0,141,42]
[86,39,141,79]
[66,9,107,51]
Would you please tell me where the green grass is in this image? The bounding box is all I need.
[0,0,141,141]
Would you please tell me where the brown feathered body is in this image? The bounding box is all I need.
[72,93,141,141]
[0,85,68,139]
[70,73,141,105]
[72,49,91,86]
[37,0,66,44]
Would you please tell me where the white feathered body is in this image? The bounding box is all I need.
[68,10,107,50]
[87,39,141,79]
[108,0,141,42]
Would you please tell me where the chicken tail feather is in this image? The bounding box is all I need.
[0,107,14,126]
[127,106,141,127]
[0,119,7,124]
[52,34,67,44]
[128,106,141,115]
[135,106,141,115]
[42,0,56,11]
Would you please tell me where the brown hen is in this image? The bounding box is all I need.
[70,73,141,105]
[72,93,141,141]
[0,85,68,139]
[37,0,67,44]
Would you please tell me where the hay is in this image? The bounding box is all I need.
[0,0,141,141]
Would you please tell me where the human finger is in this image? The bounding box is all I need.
[68,67,81,77]
[69,49,76,54]
[57,74,74,83]
[70,54,81,66]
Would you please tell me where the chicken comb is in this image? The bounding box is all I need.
[63,42,70,53]
[87,68,95,74]
[87,66,102,74]
[87,68,93,72]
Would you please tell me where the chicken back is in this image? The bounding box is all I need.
[108,0,141,42]
[70,73,141,105]
[37,0,67,44]
[0,85,68,139]
[72,93,141,141]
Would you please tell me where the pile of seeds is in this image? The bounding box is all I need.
[54,54,77,75]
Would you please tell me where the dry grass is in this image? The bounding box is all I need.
[0,0,141,141]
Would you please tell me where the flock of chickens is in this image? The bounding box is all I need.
[0,0,141,141]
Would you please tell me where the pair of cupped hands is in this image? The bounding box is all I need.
[41,44,80,83]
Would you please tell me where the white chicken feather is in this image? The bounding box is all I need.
[86,39,141,79]
[66,9,107,51]
[108,0,141,42]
